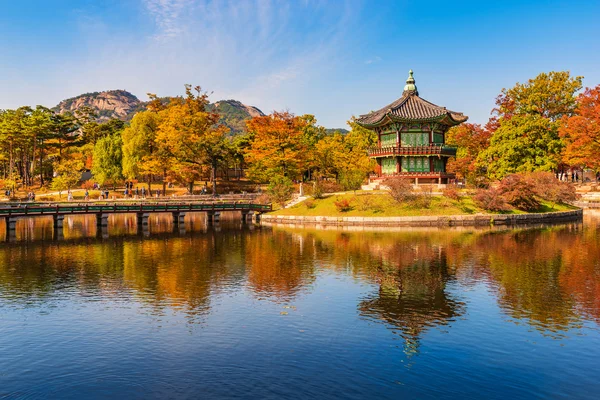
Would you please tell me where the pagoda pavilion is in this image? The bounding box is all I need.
[357,70,468,184]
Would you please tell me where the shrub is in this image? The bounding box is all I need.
[384,178,414,203]
[527,171,578,204]
[321,180,342,194]
[357,194,373,211]
[498,174,540,211]
[267,176,294,206]
[334,198,353,212]
[442,186,461,201]
[474,188,510,212]
[339,170,365,192]
[473,176,491,189]
[312,181,325,199]
[410,193,432,208]
[81,181,95,190]
[304,198,316,209]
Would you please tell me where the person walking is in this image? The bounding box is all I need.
[85,190,89,201]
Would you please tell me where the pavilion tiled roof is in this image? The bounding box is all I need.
[356,70,468,127]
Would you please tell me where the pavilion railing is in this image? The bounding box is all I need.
[368,145,457,157]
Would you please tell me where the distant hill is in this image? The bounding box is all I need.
[207,100,265,136]
[325,128,349,135]
[54,90,265,135]
[54,90,144,122]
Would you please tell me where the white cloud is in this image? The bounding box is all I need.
[365,56,382,65]
[143,0,195,40]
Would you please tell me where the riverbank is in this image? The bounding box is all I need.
[265,192,581,226]
[262,209,583,227]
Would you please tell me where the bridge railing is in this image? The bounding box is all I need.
[0,202,272,216]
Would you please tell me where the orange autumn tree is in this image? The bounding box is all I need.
[446,122,492,184]
[245,111,308,182]
[559,85,600,171]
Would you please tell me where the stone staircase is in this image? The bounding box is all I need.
[285,195,309,208]
[361,181,381,191]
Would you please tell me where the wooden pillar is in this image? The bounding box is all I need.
[53,214,65,229]
[5,217,17,240]
[137,213,150,226]
[241,210,255,224]
[172,212,186,226]
[6,217,17,231]
[96,213,109,227]
[207,211,220,225]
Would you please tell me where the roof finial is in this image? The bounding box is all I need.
[403,69,418,95]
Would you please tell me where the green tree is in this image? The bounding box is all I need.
[51,158,83,197]
[480,114,563,179]
[92,133,124,188]
[480,71,583,179]
[121,110,162,191]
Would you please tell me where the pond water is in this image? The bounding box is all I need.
[0,212,599,399]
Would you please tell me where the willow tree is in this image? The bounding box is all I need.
[92,133,124,189]
[121,110,162,192]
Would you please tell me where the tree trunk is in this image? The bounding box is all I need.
[147,175,152,193]
[188,181,194,194]
[162,169,167,196]
[30,143,36,187]
[211,163,217,196]
[9,139,13,180]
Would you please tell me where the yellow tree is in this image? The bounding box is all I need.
[313,118,376,189]
[155,85,229,195]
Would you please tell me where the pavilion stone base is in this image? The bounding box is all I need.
[377,175,453,185]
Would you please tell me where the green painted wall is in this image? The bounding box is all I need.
[401,157,430,172]
[433,158,445,172]
[380,133,397,147]
[381,157,397,174]
[401,132,429,147]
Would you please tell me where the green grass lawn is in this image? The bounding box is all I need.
[271,192,577,217]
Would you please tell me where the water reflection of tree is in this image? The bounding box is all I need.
[122,230,252,321]
[245,230,316,301]
[476,228,583,333]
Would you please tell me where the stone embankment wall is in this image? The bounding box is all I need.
[261,209,583,227]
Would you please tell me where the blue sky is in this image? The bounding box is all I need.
[1,0,599,128]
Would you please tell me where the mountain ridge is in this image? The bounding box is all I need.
[54,89,266,135]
